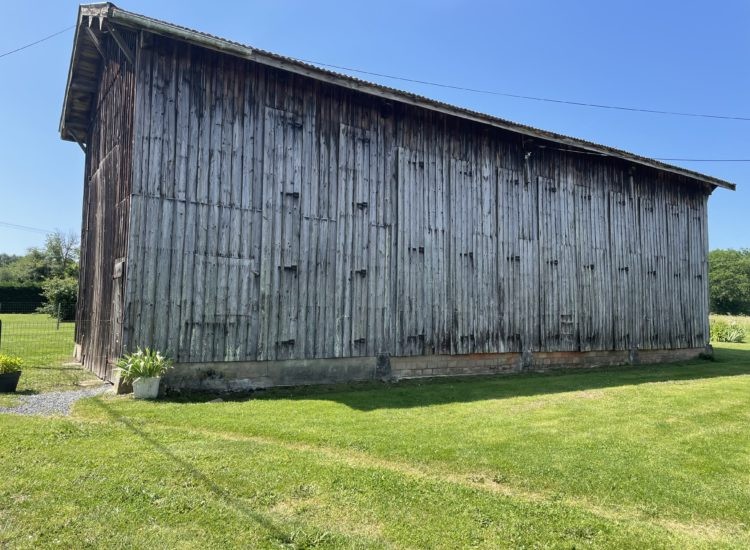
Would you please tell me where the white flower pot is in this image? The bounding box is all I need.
[132,376,161,399]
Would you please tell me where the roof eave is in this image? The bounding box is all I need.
[59,3,112,144]
[60,3,737,192]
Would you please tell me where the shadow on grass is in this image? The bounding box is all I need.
[87,396,325,546]
[27,365,82,372]
[158,345,750,411]
[14,361,97,395]
[74,348,750,541]
[13,389,40,396]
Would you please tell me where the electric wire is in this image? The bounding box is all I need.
[295,57,750,122]
[0,221,54,235]
[2,26,748,162]
[0,25,75,60]
[3,25,747,123]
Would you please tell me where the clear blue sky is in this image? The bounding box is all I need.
[0,0,747,255]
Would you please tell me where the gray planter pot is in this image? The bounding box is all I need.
[132,376,161,399]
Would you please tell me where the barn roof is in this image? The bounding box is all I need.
[60,2,736,191]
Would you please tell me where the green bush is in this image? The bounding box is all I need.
[37,277,78,321]
[116,348,173,383]
[0,283,44,312]
[0,354,23,374]
[709,319,746,343]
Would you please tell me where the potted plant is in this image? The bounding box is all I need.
[115,347,173,399]
[0,354,23,393]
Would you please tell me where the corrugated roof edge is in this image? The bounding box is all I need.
[61,2,736,191]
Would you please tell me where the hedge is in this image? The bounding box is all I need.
[0,284,44,313]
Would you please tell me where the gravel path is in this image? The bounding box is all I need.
[0,385,111,416]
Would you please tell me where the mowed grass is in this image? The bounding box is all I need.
[2,338,750,547]
[0,313,100,407]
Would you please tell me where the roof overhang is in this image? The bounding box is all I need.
[60,2,736,191]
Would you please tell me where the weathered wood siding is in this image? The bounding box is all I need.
[75,29,137,380]
[123,35,710,365]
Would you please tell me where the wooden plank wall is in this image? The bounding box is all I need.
[122,35,710,365]
[76,28,137,380]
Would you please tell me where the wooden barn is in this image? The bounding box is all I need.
[60,3,734,390]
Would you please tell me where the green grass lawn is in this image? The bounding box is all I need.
[0,313,75,366]
[0,313,96,396]
[0,313,100,407]
[2,339,750,547]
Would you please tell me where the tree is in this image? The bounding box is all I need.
[0,248,50,283]
[0,254,22,282]
[708,249,750,315]
[44,230,80,278]
[0,230,80,284]
[0,254,20,267]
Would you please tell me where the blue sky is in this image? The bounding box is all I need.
[0,0,747,255]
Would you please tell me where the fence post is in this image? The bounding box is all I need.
[56,303,61,331]
[0,319,3,350]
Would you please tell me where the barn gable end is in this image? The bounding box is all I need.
[71,21,137,380]
[61,4,733,388]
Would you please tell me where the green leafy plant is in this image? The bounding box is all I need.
[709,318,746,343]
[0,354,23,374]
[37,276,78,321]
[115,347,173,383]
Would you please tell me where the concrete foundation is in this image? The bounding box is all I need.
[73,343,82,362]
[162,347,708,393]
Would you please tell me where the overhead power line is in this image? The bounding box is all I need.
[0,25,75,60]
[0,221,54,235]
[297,57,750,122]
[2,25,748,162]
[2,24,748,122]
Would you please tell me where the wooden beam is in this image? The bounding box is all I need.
[106,22,134,65]
[83,25,105,59]
[68,129,87,153]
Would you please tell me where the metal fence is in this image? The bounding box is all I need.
[0,300,76,319]
[0,303,77,365]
